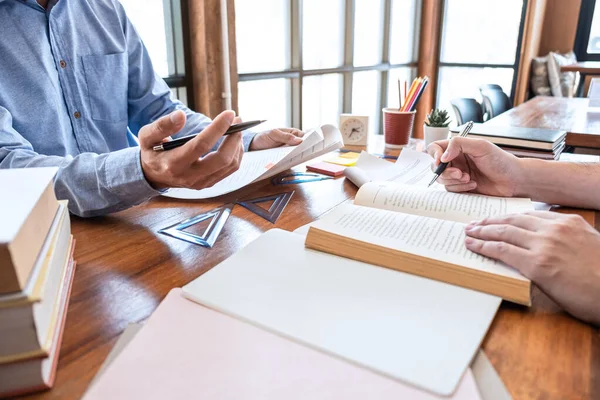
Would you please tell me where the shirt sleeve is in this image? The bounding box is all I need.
[0,107,159,218]
[118,2,256,152]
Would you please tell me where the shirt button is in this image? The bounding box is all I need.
[73,111,81,119]
[59,60,67,68]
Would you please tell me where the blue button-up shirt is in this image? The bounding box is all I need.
[0,0,253,217]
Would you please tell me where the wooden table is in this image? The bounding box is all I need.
[20,147,600,400]
[485,96,600,148]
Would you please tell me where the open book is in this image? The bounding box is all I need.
[305,181,534,305]
[164,124,342,200]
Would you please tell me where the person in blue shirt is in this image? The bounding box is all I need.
[0,0,303,217]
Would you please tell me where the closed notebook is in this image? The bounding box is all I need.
[84,289,483,400]
[0,167,59,294]
[182,229,501,396]
[450,123,566,150]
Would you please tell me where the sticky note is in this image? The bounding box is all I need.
[306,162,346,177]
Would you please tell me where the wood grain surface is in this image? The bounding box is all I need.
[486,96,600,148]
[17,147,600,400]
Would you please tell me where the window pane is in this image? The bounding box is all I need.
[302,74,343,130]
[437,67,514,127]
[235,0,290,73]
[389,0,420,64]
[352,70,381,135]
[169,88,188,106]
[386,68,417,110]
[588,4,600,53]
[120,0,170,77]
[353,0,384,67]
[303,0,345,70]
[238,79,292,129]
[440,0,524,64]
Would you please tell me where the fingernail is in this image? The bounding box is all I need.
[465,224,474,231]
[440,150,449,162]
[222,110,235,124]
[465,237,474,245]
[170,111,185,125]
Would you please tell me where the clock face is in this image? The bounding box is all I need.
[340,118,367,144]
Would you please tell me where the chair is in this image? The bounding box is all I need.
[478,84,504,93]
[480,90,512,119]
[449,98,484,126]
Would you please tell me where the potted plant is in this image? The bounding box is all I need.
[424,109,451,146]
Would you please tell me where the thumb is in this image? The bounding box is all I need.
[139,110,187,149]
[440,137,490,163]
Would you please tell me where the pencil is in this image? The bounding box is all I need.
[398,79,403,110]
[407,76,429,112]
[402,77,421,112]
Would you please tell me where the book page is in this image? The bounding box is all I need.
[355,182,533,224]
[312,203,527,282]
[164,125,342,200]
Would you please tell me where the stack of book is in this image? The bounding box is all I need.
[451,123,567,160]
[0,168,76,398]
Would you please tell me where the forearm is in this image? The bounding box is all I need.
[515,158,600,209]
[0,147,159,217]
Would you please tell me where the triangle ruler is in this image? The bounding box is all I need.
[158,203,234,248]
[237,191,294,223]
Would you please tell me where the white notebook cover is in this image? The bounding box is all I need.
[182,229,501,396]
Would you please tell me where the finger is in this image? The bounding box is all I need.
[270,129,303,145]
[464,237,532,273]
[439,167,469,181]
[440,137,495,163]
[233,116,243,125]
[445,181,477,192]
[437,177,471,186]
[192,132,243,176]
[471,213,546,232]
[522,210,563,220]
[465,224,536,249]
[174,110,235,165]
[139,110,186,149]
[279,128,305,138]
[427,141,447,166]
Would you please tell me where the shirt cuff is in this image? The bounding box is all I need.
[103,147,161,205]
[243,130,258,151]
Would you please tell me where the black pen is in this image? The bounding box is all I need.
[427,121,474,187]
[153,120,266,151]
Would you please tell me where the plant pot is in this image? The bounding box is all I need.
[423,125,449,147]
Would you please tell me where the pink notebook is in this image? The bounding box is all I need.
[84,289,481,400]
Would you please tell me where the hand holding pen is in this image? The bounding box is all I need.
[428,121,474,187]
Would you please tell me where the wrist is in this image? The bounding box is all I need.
[512,157,543,198]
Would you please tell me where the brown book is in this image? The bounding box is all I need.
[0,202,71,361]
[0,241,76,398]
[305,182,533,305]
[0,168,59,294]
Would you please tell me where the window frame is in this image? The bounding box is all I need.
[237,0,420,132]
[435,0,529,106]
[162,0,196,109]
[574,0,600,62]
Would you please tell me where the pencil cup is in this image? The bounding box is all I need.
[382,109,416,148]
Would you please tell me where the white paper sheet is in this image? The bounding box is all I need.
[164,125,343,199]
[183,229,501,396]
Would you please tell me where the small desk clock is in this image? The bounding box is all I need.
[339,114,369,146]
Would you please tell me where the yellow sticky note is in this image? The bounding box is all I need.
[339,152,360,160]
[324,155,358,166]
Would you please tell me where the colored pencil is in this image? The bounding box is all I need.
[406,76,429,112]
[401,78,420,112]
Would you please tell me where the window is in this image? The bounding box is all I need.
[436,0,527,124]
[574,0,600,61]
[235,0,420,134]
[119,0,193,107]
